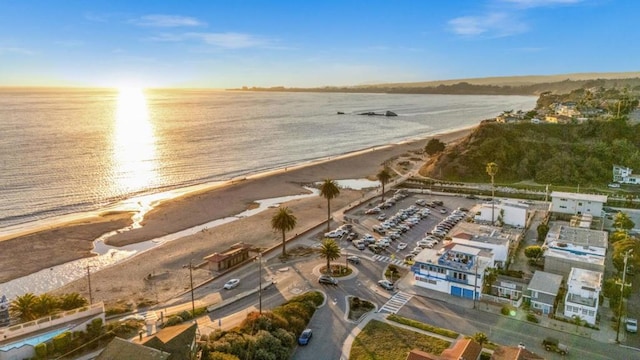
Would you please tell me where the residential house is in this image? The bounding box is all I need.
[555,102,580,117]
[406,338,482,360]
[474,200,528,228]
[411,244,492,300]
[563,267,602,326]
[523,271,563,315]
[136,322,198,360]
[486,275,528,308]
[543,224,607,277]
[612,165,640,184]
[96,337,170,360]
[544,114,572,123]
[450,231,511,269]
[550,191,607,216]
[491,346,544,360]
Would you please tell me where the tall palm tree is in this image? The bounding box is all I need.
[377,168,392,202]
[10,293,38,322]
[319,239,342,274]
[34,294,59,318]
[59,293,89,311]
[486,162,498,225]
[320,179,340,233]
[271,206,297,257]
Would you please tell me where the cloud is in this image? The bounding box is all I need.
[131,14,206,27]
[501,0,583,8]
[0,47,35,55]
[448,12,528,37]
[186,32,270,49]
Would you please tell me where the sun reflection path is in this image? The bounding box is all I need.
[113,87,159,193]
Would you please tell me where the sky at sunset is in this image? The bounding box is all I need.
[0,0,637,88]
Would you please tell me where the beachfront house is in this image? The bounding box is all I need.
[485,275,528,308]
[96,337,171,360]
[524,271,563,315]
[474,200,529,228]
[550,191,607,217]
[135,322,198,360]
[613,165,640,184]
[450,231,510,269]
[204,242,253,273]
[563,267,602,326]
[543,224,607,277]
[406,338,482,360]
[411,243,492,300]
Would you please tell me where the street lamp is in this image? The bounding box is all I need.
[616,249,633,343]
[257,252,263,314]
[86,265,93,305]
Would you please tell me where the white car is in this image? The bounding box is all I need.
[397,242,408,250]
[223,278,240,290]
[626,318,638,333]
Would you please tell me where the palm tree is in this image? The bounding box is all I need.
[34,294,59,318]
[472,332,489,347]
[10,293,38,322]
[271,206,297,257]
[319,238,342,274]
[59,293,89,311]
[320,179,340,233]
[377,168,392,202]
[486,162,498,225]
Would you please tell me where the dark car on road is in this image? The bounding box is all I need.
[318,275,338,285]
[298,329,312,345]
[347,255,361,264]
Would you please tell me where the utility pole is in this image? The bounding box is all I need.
[473,259,479,309]
[184,260,195,318]
[258,252,263,314]
[86,265,93,305]
[616,249,633,343]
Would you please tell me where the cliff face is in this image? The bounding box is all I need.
[420,120,640,186]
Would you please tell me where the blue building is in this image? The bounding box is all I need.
[411,243,492,300]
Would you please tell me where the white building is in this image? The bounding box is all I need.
[525,271,563,315]
[543,224,608,277]
[563,267,602,325]
[411,243,492,300]
[550,191,607,216]
[613,165,640,184]
[474,200,528,228]
[450,231,511,268]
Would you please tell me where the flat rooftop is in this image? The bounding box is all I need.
[545,224,608,256]
[551,191,608,203]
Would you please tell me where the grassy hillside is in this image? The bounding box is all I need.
[421,120,640,186]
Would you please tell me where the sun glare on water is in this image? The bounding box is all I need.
[113,87,159,192]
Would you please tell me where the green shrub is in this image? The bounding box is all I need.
[34,343,47,358]
[53,331,71,353]
[526,313,539,323]
[165,315,184,327]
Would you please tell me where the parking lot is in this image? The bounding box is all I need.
[340,190,482,264]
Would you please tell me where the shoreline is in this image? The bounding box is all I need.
[1,126,475,299]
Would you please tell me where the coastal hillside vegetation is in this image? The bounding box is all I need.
[421,120,640,186]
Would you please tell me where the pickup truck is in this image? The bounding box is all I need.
[542,337,568,355]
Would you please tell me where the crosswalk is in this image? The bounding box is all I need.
[372,254,410,268]
[378,291,413,314]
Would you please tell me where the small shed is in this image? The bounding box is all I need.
[204,242,253,272]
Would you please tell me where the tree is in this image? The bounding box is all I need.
[425,138,446,155]
[377,168,392,202]
[536,223,549,242]
[59,293,88,311]
[524,245,544,262]
[319,239,341,274]
[34,294,59,318]
[319,179,340,233]
[10,293,38,322]
[271,207,297,257]
[486,162,498,225]
[472,332,489,347]
[613,212,635,231]
[483,268,498,293]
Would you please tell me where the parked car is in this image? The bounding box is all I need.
[223,278,241,290]
[378,279,394,290]
[542,337,569,355]
[397,242,408,250]
[626,318,638,333]
[318,275,338,285]
[298,329,313,345]
[347,255,361,264]
[353,240,366,250]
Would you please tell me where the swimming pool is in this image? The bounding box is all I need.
[0,326,70,351]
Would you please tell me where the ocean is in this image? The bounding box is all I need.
[0,88,537,235]
[0,88,538,298]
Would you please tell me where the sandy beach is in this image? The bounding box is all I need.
[2,127,473,307]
